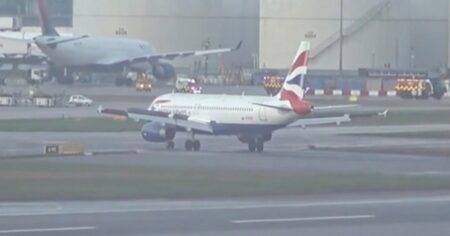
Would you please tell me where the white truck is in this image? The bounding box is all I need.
[0,17,22,32]
[28,68,47,84]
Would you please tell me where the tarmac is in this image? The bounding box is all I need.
[0,191,449,236]
[1,84,450,235]
[1,83,450,120]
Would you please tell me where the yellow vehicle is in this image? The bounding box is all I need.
[135,74,152,92]
[263,75,284,96]
[395,78,447,100]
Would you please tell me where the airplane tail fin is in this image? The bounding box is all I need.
[37,0,59,36]
[277,41,311,115]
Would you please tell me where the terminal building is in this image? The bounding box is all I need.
[1,0,450,72]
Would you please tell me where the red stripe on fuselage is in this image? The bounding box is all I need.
[289,51,308,75]
[280,89,312,115]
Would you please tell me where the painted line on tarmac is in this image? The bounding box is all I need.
[232,215,375,224]
[0,195,450,217]
[402,171,450,176]
[0,226,96,234]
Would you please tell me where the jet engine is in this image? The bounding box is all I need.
[141,122,176,143]
[152,63,176,81]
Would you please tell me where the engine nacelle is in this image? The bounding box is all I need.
[141,122,176,143]
[152,63,176,81]
[238,133,272,143]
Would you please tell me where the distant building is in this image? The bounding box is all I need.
[74,0,449,72]
[73,0,259,72]
[259,0,449,71]
[0,0,72,27]
[2,0,450,72]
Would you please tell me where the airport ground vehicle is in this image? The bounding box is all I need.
[395,77,447,100]
[27,68,47,84]
[175,76,202,94]
[100,41,385,152]
[135,74,152,92]
[263,75,284,96]
[68,95,93,107]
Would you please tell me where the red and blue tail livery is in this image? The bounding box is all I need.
[279,41,311,115]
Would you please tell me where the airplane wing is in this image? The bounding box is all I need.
[0,32,35,43]
[0,53,47,65]
[98,107,214,134]
[96,41,243,66]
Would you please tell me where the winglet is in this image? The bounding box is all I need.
[234,41,243,51]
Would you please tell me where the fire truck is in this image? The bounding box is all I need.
[395,77,447,100]
[135,74,152,92]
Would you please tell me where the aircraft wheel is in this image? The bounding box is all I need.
[256,139,264,153]
[193,140,201,152]
[167,141,175,150]
[185,140,194,151]
[248,140,256,152]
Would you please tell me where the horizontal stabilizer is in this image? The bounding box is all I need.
[287,115,351,129]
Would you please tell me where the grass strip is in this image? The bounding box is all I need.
[0,159,448,201]
[0,118,141,132]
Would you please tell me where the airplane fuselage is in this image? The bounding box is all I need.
[34,36,155,69]
[150,93,301,135]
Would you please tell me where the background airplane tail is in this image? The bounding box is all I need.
[37,0,59,36]
[277,41,312,115]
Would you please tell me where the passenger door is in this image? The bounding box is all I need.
[258,107,268,122]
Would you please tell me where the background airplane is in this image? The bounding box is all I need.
[1,0,241,84]
[100,41,387,152]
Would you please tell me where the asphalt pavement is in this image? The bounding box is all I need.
[0,191,449,235]
[1,83,450,119]
[1,84,450,235]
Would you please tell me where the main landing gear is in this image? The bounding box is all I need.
[166,132,201,152]
[184,131,200,152]
[248,138,264,153]
[185,139,201,152]
[166,140,175,150]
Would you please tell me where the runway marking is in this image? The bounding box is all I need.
[232,215,375,224]
[1,195,450,217]
[403,171,450,176]
[0,226,96,234]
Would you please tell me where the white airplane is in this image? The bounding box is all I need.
[100,41,386,152]
[1,0,241,84]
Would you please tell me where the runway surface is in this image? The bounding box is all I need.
[0,191,449,235]
[1,124,450,175]
[1,84,450,235]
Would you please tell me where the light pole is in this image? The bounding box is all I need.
[339,0,344,77]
